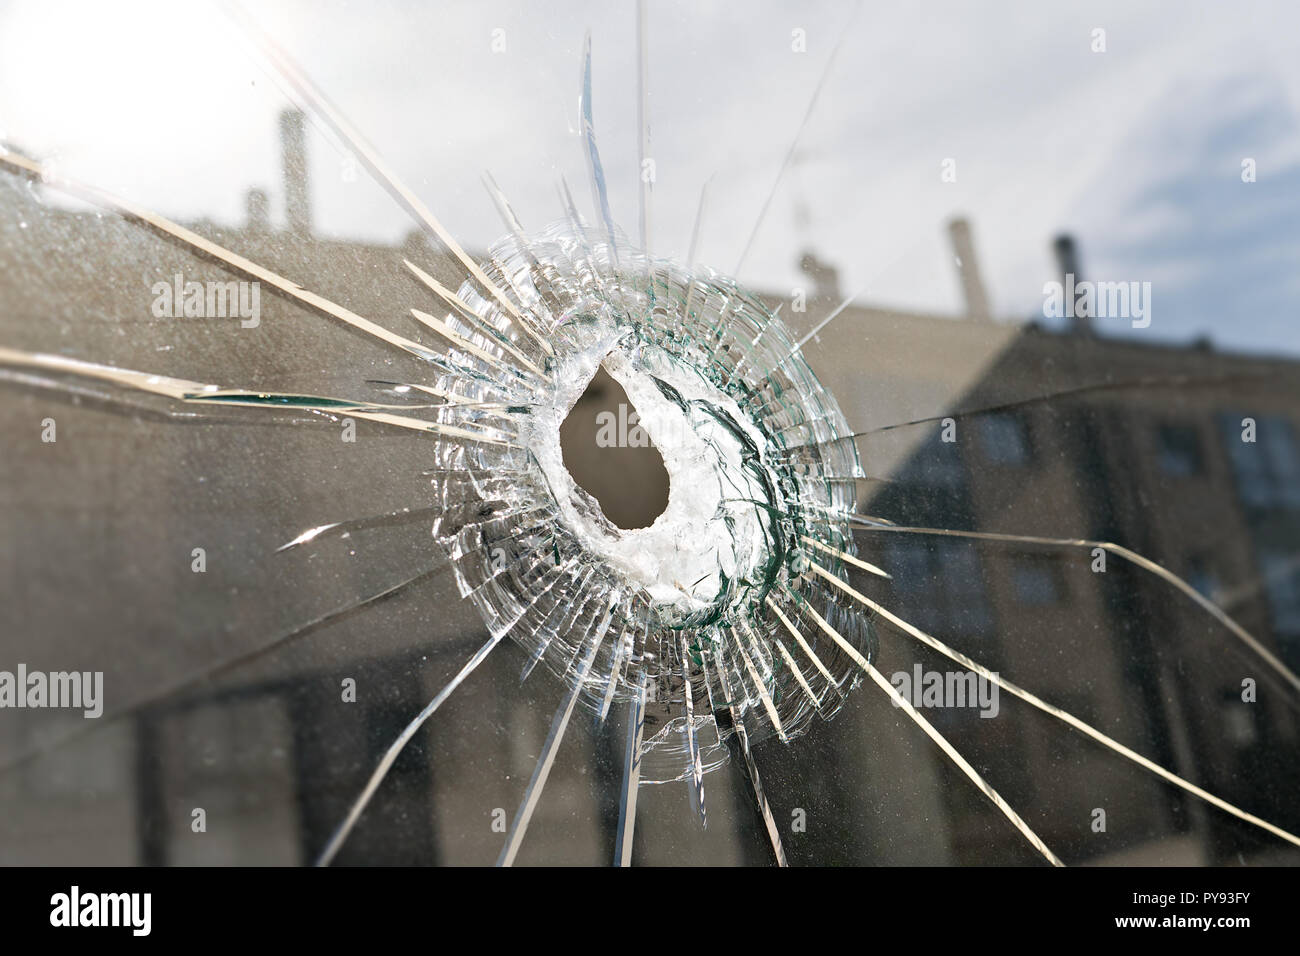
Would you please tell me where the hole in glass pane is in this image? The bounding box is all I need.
[559,364,670,530]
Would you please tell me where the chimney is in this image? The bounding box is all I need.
[280,109,310,235]
[1053,234,1093,335]
[946,217,991,321]
[798,249,842,303]
[245,187,270,233]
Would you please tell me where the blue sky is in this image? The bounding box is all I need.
[1070,71,1300,354]
[2,0,1297,355]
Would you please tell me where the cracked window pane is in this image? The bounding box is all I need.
[1,1,1299,869]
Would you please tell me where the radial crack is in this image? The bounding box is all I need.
[808,558,1300,850]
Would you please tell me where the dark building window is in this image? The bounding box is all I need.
[1156,424,1203,477]
[884,537,994,637]
[1185,554,1222,602]
[1220,413,1300,510]
[1258,548,1300,637]
[898,433,967,489]
[1220,691,1258,748]
[1009,557,1063,606]
[977,412,1031,466]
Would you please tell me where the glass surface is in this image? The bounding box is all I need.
[1,0,1298,867]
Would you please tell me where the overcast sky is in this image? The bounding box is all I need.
[2,0,1298,355]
